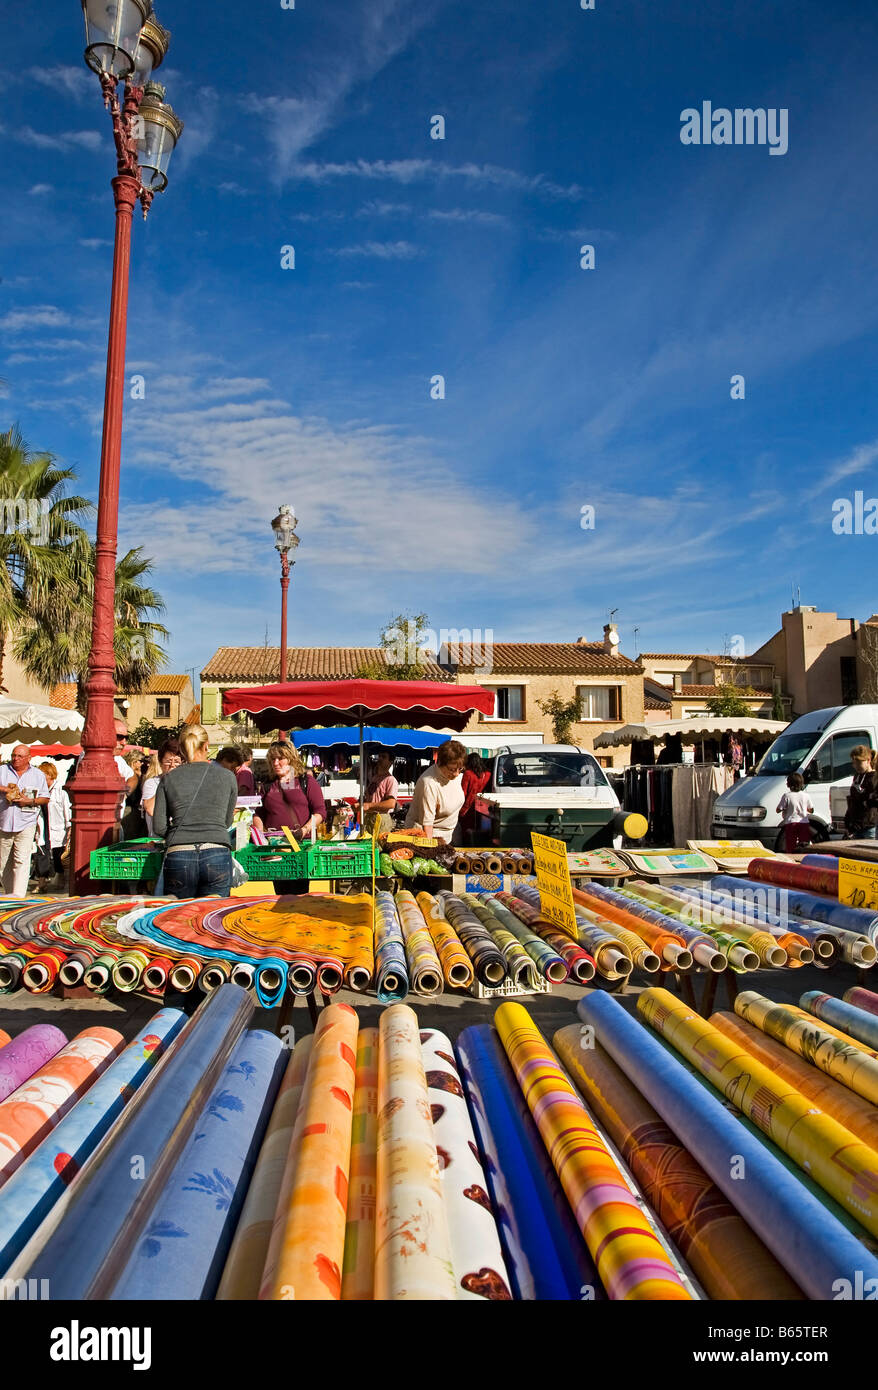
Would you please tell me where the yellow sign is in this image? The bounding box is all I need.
[531,831,578,938]
[838,857,878,912]
[281,826,301,853]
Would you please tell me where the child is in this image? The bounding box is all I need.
[37,762,71,885]
[776,772,814,853]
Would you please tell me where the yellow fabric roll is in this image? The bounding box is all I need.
[374,1004,456,1300]
[341,1027,379,1301]
[216,1034,313,1300]
[638,987,878,1239]
[734,991,878,1107]
[260,1003,359,1300]
[416,891,473,989]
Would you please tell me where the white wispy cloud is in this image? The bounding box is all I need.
[79,237,112,250]
[28,66,95,102]
[331,241,422,259]
[290,158,583,200]
[0,305,74,333]
[28,184,52,196]
[427,208,510,226]
[16,125,102,152]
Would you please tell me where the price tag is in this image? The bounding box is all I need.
[838,857,878,912]
[531,831,579,938]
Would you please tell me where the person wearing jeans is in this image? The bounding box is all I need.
[153,725,238,899]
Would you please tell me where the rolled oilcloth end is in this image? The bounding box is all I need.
[346,965,372,992]
[603,948,632,977]
[199,960,232,993]
[22,959,51,991]
[787,942,814,965]
[638,949,662,972]
[661,943,692,970]
[255,963,286,1007]
[0,955,25,991]
[83,952,116,992]
[316,963,343,993]
[288,963,316,994]
[169,956,200,991]
[143,956,174,992]
[692,942,726,971]
[766,945,788,968]
[853,941,878,966]
[59,951,92,987]
[447,962,471,986]
[229,961,254,988]
[728,944,759,970]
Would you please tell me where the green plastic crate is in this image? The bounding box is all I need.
[234,844,306,881]
[90,839,165,881]
[302,840,376,879]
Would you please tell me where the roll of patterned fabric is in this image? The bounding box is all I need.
[216,1034,313,1301]
[495,1002,690,1300]
[168,955,203,991]
[6,985,254,1298]
[0,1025,67,1104]
[437,893,506,987]
[784,1003,878,1058]
[261,1003,359,1301]
[578,991,878,1300]
[494,893,597,978]
[455,1024,602,1300]
[844,986,878,1018]
[286,957,317,995]
[416,892,473,989]
[552,1025,803,1300]
[22,948,67,993]
[0,1009,185,1272]
[638,987,878,1240]
[109,1028,286,1300]
[111,949,151,993]
[0,1032,9,1050]
[83,951,117,994]
[316,958,345,994]
[592,922,660,973]
[198,958,232,993]
[0,1027,124,1187]
[142,955,175,993]
[713,873,878,951]
[800,990,878,1052]
[478,896,568,982]
[373,891,409,1003]
[342,1027,379,1301]
[0,952,27,993]
[709,1010,878,1153]
[420,1028,511,1300]
[463,896,536,987]
[748,857,839,896]
[571,883,693,970]
[58,948,97,987]
[395,892,444,997]
[374,1004,456,1300]
[511,886,631,979]
[733,991,878,1105]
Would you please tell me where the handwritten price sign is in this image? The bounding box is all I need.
[531,832,578,938]
[838,857,878,912]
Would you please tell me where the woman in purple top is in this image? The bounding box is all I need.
[253,742,326,895]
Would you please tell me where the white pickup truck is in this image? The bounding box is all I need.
[471,743,635,849]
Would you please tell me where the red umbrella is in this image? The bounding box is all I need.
[222,678,495,821]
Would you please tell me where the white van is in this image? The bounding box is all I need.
[711,706,878,849]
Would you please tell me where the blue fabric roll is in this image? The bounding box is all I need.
[578,992,878,1300]
[711,872,878,944]
[108,1028,286,1300]
[682,881,835,958]
[6,984,254,1298]
[455,1024,603,1301]
[800,989,878,1052]
[0,1008,186,1274]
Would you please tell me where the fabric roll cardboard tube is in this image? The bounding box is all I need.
[58,950,93,986]
[198,960,231,993]
[229,961,254,989]
[257,964,285,998]
[577,991,878,1299]
[142,957,174,992]
[4,984,254,1298]
[169,956,200,991]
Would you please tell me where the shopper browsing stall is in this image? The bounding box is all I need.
[363,751,399,835]
[845,746,878,840]
[141,738,183,835]
[0,746,50,896]
[253,741,326,895]
[153,725,238,899]
[404,739,466,844]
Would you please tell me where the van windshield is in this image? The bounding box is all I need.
[753,730,820,776]
[495,752,608,788]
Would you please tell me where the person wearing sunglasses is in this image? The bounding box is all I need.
[71,722,139,825]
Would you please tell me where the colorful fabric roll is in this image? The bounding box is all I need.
[578,991,878,1299]
[374,1005,456,1300]
[552,1025,803,1300]
[0,1032,9,1050]
[709,1011,878,1154]
[0,1025,67,1104]
[511,887,630,979]
[493,892,596,978]
[342,1027,379,1301]
[420,1028,511,1300]
[261,1003,359,1301]
[455,1024,602,1300]
[801,990,878,1052]
[0,1009,185,1273]
[437,893,506,987]
[373,891,410,1004]
[0,1027,124,1187]
[748,857,839,896]
[495,1002,691,1300]
[7,985,254,1298]
[142,955,175,993]
[844,986,878,1018]
[479,895,568,982]
[111,948,151,992]
[734,991,878,1106]
[639,987,878,1239]
[464,896,537,987]
[416,893,473,988]
[572,882,690,968]
[395,892,444,997]
[217,1034,313,1301]
[22,948,66,993]
[110,1028,286,1300]
[675,881,838,966]
[713,873,878,951]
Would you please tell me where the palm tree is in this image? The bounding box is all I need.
[0,425,92,691]
[14,543,169,713]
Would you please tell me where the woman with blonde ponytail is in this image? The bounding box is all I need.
[153,725,238,898]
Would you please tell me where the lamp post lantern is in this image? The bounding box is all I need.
[69,1,182,893]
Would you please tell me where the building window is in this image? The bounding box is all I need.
[155,698,171,719]
[578,686,621,721]
[483,686,525,721]
[840,657,858,705]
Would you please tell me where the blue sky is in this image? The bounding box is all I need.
[2,0,878,689]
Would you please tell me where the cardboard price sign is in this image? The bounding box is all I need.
[531,831,578,938]
[838,857,878,912]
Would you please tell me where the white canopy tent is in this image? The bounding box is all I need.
[593,715,788,749]
[0,697,84,751]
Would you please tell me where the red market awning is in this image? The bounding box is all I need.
[222,678,495,733]
[28,744,83,758]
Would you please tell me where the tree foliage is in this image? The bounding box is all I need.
[704,687,756,717]
[356,611,436,681]
[537,690,582,744]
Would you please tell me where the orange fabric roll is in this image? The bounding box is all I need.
[341,1027,379,1300]
[572,885,685,963]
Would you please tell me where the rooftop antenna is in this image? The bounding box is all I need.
[633,626,640,655]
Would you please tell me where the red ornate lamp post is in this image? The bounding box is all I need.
[271,505,299,740]
[69,1,182,893]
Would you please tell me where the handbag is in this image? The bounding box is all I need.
[33,807,54,879]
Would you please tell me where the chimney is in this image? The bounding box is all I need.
[672,673,683,694]
[603,623,620,655]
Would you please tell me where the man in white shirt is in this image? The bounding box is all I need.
[0,745,50,896]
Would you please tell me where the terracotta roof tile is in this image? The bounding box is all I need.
[640,652,748,662]
[200,647,449,682]
[454,642,639,675]
[644,694,671,710]
[676,685,772,697]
